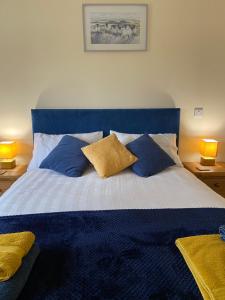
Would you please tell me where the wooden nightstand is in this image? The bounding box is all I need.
[183,162,225,198]
[0,165,27,196]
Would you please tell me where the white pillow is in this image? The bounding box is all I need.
[110,130,183,167]
[28,131,103,170]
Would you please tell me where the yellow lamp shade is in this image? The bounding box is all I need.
[200,139,218,158]
[0,141,17,159]
[200,139,218,166]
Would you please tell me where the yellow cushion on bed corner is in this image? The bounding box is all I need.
[81,134,137,178]
[176,234,225,300]
[0,231,35,282]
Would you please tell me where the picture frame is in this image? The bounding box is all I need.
[83,4,148,51]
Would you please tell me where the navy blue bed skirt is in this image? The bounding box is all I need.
[0,208,224,300]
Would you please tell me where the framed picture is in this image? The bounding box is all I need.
[83,4,148,51]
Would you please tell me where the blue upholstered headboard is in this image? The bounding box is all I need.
[31,108,180,144]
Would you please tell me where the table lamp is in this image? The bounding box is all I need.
[0,141,17,169]
[200,139,218,166]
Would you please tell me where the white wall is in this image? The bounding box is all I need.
[0,0,225,163]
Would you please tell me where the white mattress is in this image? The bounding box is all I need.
[0,166,225,216]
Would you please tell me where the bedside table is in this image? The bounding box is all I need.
[183,162,225,198]
[0,165,27,196]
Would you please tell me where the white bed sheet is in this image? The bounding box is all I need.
[0,166,225,216]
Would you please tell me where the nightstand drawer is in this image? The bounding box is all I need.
[0,181,13,195]
[202,178,225,198]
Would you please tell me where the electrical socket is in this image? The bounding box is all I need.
[194,107,203,118]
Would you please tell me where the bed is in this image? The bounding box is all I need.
[0,108,225,300]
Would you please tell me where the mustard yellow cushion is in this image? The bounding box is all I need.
[176,234,225,300]
[0,231,35,282]
[81,134,137,178]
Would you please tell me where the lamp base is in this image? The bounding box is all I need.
[200,157,216,166]
[0,159,16,169]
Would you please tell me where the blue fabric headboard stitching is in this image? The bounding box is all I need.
[31,108,180,145]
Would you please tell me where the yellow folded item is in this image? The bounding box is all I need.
[0,246,22,282]
[0,231,35,282]
[176,234,225,300]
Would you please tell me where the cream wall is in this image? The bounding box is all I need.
[0,0,225,163]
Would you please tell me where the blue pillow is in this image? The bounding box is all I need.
[126,134,175,177]
[40,135,89,177]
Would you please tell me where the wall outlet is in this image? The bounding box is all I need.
[194,107,204,118]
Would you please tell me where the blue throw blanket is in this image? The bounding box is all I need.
[0,208,225,300]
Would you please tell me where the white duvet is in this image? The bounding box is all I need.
[0,166,225,216]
